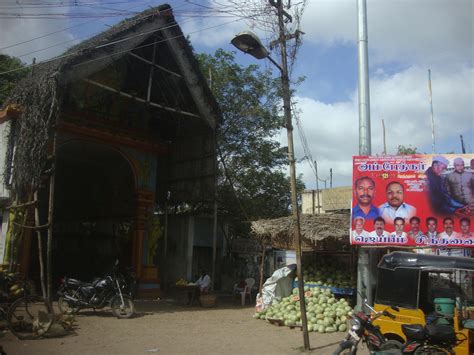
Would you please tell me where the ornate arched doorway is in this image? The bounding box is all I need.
[52,140,136,281]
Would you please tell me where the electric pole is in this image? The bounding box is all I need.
[270,0,310,349]
[314,160,321,214]
[460,135,466,154]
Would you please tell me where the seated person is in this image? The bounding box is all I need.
[195,269,211,294]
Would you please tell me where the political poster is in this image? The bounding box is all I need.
[350,154,474,250]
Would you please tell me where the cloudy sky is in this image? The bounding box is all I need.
[1,0,472,188]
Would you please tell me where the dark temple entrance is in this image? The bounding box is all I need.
[51,141,136,282]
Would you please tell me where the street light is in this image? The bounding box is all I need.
[231,30,310,350]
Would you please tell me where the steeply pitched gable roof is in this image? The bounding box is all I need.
[7,4,220,129]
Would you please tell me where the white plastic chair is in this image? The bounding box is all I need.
[241,278,255,306]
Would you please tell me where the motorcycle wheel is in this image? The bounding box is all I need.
[58,296,80,314]
[413,345,451,354]
[380,340,403,352]
[110,295,134,319]
[333,342,357,355]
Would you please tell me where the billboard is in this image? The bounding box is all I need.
[350,154,474,249]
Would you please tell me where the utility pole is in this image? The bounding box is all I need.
[314,160,320,214]
[460,135,466,154]
[357,0,372,309]
[382,119,387,155]
[428,69,436,153]
[231,2,310,348]
[271,0,310,349]
[330,168,333,188]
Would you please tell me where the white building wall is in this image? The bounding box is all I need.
[301,186,352,214]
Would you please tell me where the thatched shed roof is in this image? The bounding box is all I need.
[6,4,220,127]
[3,4,220,200]
[251,212,351,251]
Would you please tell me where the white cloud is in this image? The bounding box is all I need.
[0,2,76,63]
[293,65,473,188]
[302,0,473,66]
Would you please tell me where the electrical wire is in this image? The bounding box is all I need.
[0,0,152,7]
[0,0,175,51]
[0,16,243,76]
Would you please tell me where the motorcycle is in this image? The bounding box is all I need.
[334,298,402,355]
[396,322,466,355]
[57,264,135,319]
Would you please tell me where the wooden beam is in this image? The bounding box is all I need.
[129,52,182,78]
[58,121,169,155]
[82,78,200,118]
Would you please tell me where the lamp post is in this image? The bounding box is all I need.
[231,28,310,350]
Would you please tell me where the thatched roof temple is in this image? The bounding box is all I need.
[251,212,350,251]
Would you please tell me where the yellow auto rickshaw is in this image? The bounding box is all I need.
[373,252,473,355]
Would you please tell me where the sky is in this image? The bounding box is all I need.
[1,0,472,189]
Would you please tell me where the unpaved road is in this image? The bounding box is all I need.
[1,296,361,355]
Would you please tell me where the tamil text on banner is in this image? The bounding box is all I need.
[350,154,474,249]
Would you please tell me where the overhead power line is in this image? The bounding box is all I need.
[0,17,243,76]
[0,0,174,51]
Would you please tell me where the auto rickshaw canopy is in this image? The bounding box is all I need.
[375,252,474,309]
[378,252,474,272]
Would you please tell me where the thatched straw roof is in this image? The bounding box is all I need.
[251,212,350,251]
[3,4,220,200]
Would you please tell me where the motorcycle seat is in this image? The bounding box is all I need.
[66,278,94,287]
[426,324,456,343]
[402,324,426,341]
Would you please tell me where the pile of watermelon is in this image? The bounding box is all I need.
[297,260,356,289]
[254,287,353,333]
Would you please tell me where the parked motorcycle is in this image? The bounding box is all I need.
[57,264,135,318]
[397,322,466,355]
[334,298,402,355]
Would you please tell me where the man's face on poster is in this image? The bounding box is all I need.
[444,219,454,234]
[427,220,437,233]
[394,219,405,234]
[386,182,404,209]
[461,220,471,235]
[454,161,465,173]
[355,218,364,233]
[374,220,385,235]
[410,219,420,233]
[355,178,375,206]
[433,162,447,176]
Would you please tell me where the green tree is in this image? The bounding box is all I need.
[197,49,305,223]
[0,54,27,107]
[397,144,418,155]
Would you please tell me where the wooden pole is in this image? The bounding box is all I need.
[46,88,59,302]
[273,0,310,349]
[34,190,47,299]
[211,132,218,290]
[258,243,266,294]
[46,166,55,301]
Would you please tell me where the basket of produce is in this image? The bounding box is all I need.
[199,293,217,307]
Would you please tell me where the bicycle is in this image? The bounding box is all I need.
[0,272,53,339]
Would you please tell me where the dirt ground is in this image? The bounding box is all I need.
[0,295,364,355]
